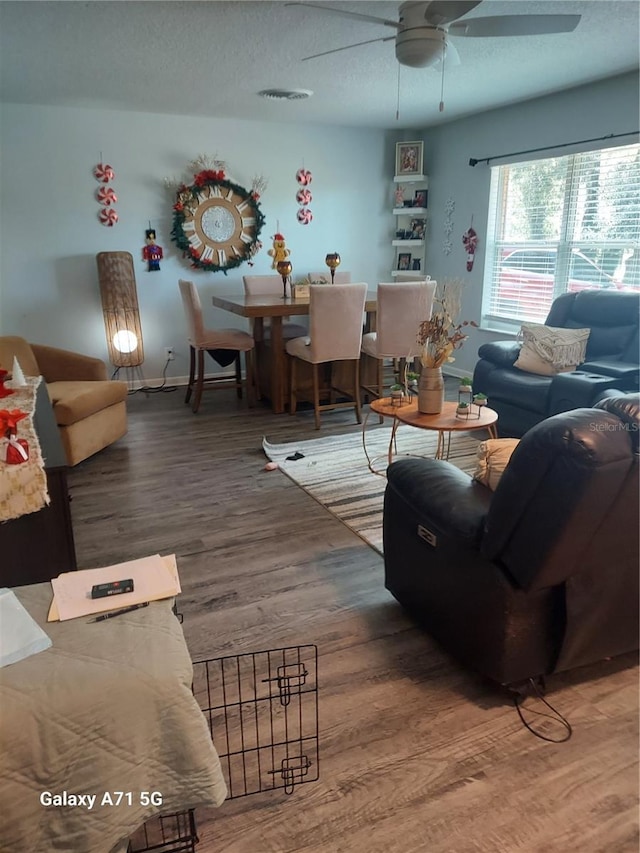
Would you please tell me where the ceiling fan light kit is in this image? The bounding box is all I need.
[396,27,447,69]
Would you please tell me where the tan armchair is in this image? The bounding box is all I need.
[0,337,128,466]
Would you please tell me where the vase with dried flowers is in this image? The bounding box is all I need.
[416,278,478,414]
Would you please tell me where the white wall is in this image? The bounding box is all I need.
[0,103,393,379]
[420,72,639,376]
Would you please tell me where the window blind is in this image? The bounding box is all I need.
[482,143,640,326]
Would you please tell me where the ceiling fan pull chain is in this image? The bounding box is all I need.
[396,64,401,121]
[439,40,446,112]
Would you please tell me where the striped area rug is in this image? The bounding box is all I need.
[263,426,481,555]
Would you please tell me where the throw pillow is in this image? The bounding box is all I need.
[474,438,520,491]
[514,323,590,376]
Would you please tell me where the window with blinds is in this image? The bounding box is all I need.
[482,143,640,327]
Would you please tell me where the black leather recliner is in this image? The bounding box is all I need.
[383,394,639,687]
[473,290,640,437]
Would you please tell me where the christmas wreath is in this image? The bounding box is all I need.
[170,160,266,274]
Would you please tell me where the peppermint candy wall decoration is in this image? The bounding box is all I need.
[94,159,118,226]
[296,168,312,186]
[97,186,117,206]
[99,208,119,227]
[94,163,115,183]
[295,167,313,225]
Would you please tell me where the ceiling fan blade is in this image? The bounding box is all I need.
[424,1,482,27]
[301,35,395,62]
[449,14,581,38]
[285,2,399,30]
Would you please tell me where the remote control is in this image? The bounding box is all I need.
[91,579,134,599]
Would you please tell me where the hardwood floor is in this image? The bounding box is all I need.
[67,383,639,853]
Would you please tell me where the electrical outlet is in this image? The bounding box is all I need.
[164,347,175,361]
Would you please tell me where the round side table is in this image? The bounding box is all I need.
[363,396,417,474]
[395,400,498,460]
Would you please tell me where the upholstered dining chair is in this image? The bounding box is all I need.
[242,275,308,340]
[286,283,367,429]
[307,271,352,284]
[178,279,256,414]
[361,280,436,401]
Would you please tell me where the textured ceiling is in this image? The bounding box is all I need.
[0,1,638,129]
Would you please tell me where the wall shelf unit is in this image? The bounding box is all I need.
[392,175,428,277]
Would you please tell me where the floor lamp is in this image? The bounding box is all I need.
[96,251,145,390]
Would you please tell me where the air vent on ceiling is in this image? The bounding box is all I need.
[258,89,313,101]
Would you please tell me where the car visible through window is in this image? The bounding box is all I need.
[496,247,633,321]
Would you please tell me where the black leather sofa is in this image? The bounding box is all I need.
[473,290,640,436]
[383,394,639,687]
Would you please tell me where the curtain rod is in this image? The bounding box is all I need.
[468,130,639,167]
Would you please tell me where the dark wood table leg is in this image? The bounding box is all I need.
[364,308,377,334]
[253,317,265,344]
[271,316,285,414]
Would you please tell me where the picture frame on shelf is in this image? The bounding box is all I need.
[397,252,411,271]
[410,218,425,240]
[395,141,424,178]
[413,189,427,208]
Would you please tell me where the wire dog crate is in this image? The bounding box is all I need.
[128,644,319,852]
[127,811,198,853]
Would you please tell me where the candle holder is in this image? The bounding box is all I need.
[457,378,473,410]
[276,260,293,299]
[325,252,341,284]
[472,393,488,418]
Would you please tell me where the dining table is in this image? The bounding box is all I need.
[211,291,378,414]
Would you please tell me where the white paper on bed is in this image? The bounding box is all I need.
[0,588,52,667]
[50,553,180,621]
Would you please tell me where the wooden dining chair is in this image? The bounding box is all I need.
[286,283,367,429]
[361,280,436,401]
[178,279,256,413]
[242,275,308,341]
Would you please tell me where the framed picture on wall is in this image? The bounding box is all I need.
[395,141,424,178]
[397,253,411,270]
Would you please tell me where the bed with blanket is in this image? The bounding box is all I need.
[0,583,227,853]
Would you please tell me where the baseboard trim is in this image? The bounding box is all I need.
[124,372,238,391]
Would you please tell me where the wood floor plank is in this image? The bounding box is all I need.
[66,384,639,853]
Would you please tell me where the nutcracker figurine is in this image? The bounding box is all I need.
[143,229,163,271]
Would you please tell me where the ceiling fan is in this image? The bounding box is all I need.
[287,1,581,69]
